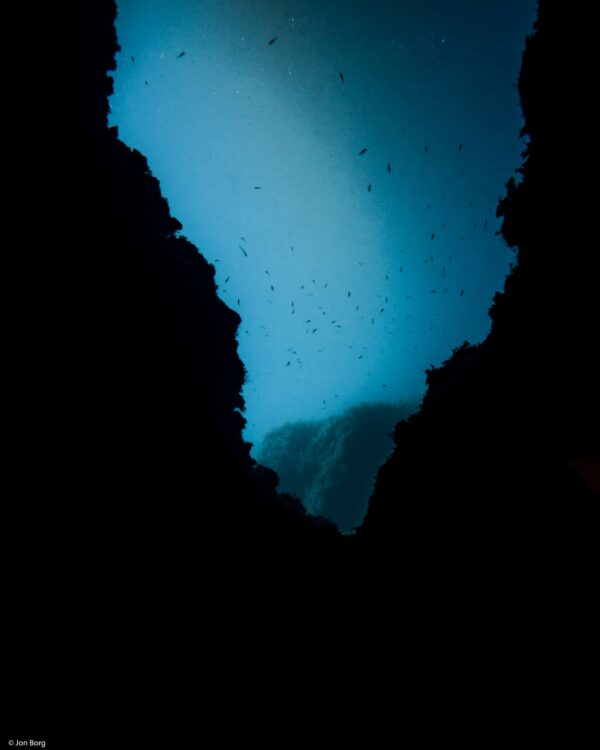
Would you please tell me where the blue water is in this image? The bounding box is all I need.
[109,0,535,463]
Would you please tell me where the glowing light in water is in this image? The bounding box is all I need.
[109,0,536,526]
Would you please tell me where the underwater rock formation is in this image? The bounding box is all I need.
[6,1,596,598]
[358,4,598,578]
[5,4,597,742]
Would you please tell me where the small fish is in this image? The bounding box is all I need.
[367,183,372,192]
[254,186,262,190]
[347,291,351,297]
[359,148,367,155]
[424,146,429,153]
[286,362,291,366]
[144,81,148,85]
[460,289,464,296]
[387,162,391,173]
[270,285,275,291]
[431,233,435,240]
[430,289,437,294]
[224,276,230,283]
[265,270,270,275]
[131,56,135,64]
[268,36,278,45]
[237,299,241,306]
[177,51,185,58]
[339,72,344,84]
[458,143,463,152]
[312,328,317,333]
[239,246,248,257]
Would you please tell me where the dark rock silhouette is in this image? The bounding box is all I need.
[5,0,341,609]
[357,5,598,575]
[72,5,340,553]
